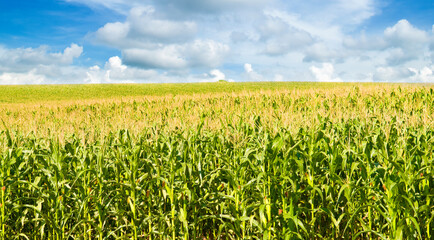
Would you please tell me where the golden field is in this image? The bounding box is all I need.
[1,83,432,139]
[0,82,432,239]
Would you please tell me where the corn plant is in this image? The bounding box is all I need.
[1,115,433,239]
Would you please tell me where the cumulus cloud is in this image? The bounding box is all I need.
[384,20,428,48]
[94,22,130,48]
[409,66,434,82]
[373,66,417,82]
[185,40,230,68]
[74,1,389,82]
[85,56,232,84]
[93,7,229,70]
[0,44,82,72]
[345,20,431,66]
[384,20,429,65]
[209,69,226,81]
[123,40,229,69]
[85,56,159,83]
[95,6,197,48]
[5,1,434,84]
[243,63,283,81]
[123,47,188,69]
[0,70,46,85]
[344,20,428,51]
[0,45,230,85]
[0,45,162,85]
[244,63,253,73]
[0,65,88,85]
[244,63,265,81]
[310,63,342,82]
[258,13,314,56]
[0,44,84,85]
[128,7,197,42]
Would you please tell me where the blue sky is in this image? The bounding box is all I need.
[0,0,433,84]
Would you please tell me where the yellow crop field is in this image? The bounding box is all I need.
[1,83,432,138]
[0,82,432,239]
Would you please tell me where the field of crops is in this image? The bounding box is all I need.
[0,83,433,239]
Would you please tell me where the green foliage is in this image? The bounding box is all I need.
[0,82,398,104]
[1,83,433,239]
[0,118,432,239]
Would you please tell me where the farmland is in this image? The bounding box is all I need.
[0,82,433,239]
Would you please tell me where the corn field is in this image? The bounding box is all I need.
[0,84,433,239]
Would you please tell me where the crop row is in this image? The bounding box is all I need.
[1,86,434,139]
[1,118,432,239]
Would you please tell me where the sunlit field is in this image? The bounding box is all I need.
[0,82,432,239]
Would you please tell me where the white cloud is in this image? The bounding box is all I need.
[106,56,127,72]
[0,44,84,85]
[371,65,434,83]
[263,10,343,43]
[0,65,89,85]
[85,56,232,84]
[243,63,289,81]
[77,1,389,82]
[272,0,376,37]
[310,63,342,82]
[383,20,429,65]
[303,43,344,63]
[93,7,228,70]
[95,6,197,48]
[373,67,415,82]
[0,44,82,72]
[172,69,234,83]
[123,40,229,69]
[384,20,428,48]
[94,22,130,48]
[332,0,377,25]
[344,20,431,66]
[344,20,429,53]
[4,1,433,84]
[123,47,188,69]
[343,34,387,51]
[244,63,254,73]
[209,69,226,81]
[244,63,265,81]
[85,56,159,83]
[408,66,434,82]
[0,70,46,85]
[273,74,284,82]
[258,13,314,55]
[186,40,230,68]
[128,7,197,43]
[385,48,414,66]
